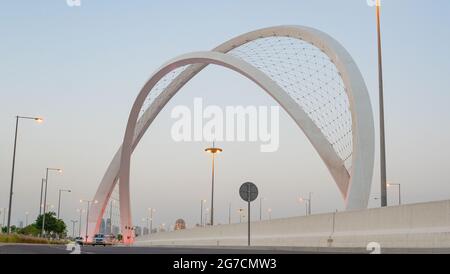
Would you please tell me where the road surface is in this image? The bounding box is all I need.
[1,244,449,254]
[0,244,352,254]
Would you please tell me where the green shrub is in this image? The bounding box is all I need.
[0,234,68,245]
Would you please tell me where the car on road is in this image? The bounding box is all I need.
[74,237,84,246]
[93,234,107,246]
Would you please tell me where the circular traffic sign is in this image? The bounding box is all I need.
[239,182,258,202]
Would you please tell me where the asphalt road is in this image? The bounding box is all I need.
[1,244,450,254]
[0,244,347,254]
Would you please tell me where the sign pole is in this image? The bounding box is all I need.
[239,182,258,248]
[247,184,251,246]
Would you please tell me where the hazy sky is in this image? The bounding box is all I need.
[1,0,449,235]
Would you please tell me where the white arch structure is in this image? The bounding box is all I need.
[87,26,374,244]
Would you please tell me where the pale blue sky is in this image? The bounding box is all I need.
[1,0,449,234]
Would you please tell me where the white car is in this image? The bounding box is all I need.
[92,234,106,246]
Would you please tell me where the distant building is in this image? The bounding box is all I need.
[100,219,106,234]
[174,219,186,230]
[105,218,112,234]
[112,225,120,235]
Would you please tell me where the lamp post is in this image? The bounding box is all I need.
[1,208,7,229]
[375,0,388,208]
[387,183,402,205]
[205,142,223,226]
[77,208,84,238]
[205,208,209,226]
[299,193,312,216]
[80,199,98,244]
[39,178,45,216]
[228,203,231,224]
[57,189,71,219]
[267,208,272,221]
[199,200,206,226]
[259,198,264,221]
[70,220,78,238]
[42,168,62,237]
[7,115,43,234]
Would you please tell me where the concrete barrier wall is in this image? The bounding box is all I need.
[134,200,450,248]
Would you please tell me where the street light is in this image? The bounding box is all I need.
[76,208,85,238]
[148,208,156,235]
[57,189,71,219]
[80,199,98,244]
[259,198,265,221]
[387,183,402,205]
[299,193,312,216]
[205,142,223,226]
[199,200,206,226]
[228,203,231,225]
[7,115,43,234]
[205,208,210,226]
[25,212,29,227]
[70,220,78,238]
[0,208,7,229]
[39,178,45,216]
[374,0,389,208]
[42,168,62,237]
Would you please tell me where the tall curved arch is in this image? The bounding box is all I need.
[87,26,374,244]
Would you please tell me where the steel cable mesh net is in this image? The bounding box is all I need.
[137,66,190,123]
[228,37,353,172]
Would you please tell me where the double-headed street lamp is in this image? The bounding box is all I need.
[41,168,62,237]
[70,220,78,238]
[80,199,98,244]
[205,142,223,226]
[7,115,43,234]
[299,193,312,216]
[57,189,71,219]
